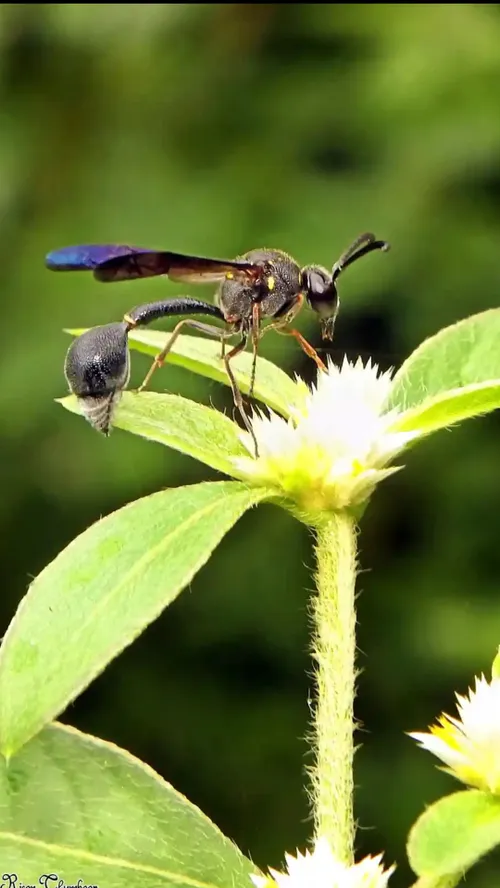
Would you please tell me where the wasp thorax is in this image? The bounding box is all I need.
[64,322,130,435]
[218,248,302,327]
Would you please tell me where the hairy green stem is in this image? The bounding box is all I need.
[311,511,358,863]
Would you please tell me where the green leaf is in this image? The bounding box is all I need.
[408,789,500,878]
[388,308,500,413]
[0,721,259,887]
[66,327,300,418]
[492,647,500,680]
[59,390,248,477]
[390,380,500,436]
[411,877,461,888]
[0,481,273,756]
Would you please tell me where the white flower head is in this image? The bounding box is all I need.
[409,673,500,794]
[234,357,419,514]
[250,837,395,888]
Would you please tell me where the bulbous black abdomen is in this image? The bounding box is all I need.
[64,322,130,397]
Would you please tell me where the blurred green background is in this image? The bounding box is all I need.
[2,3,500,883]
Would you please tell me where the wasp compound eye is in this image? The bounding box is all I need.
[302,266,339,341]
[64,322,130,435]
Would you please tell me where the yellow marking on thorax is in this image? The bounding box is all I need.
[267,275,275,291]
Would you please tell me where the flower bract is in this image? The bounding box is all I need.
[233,358,420,514]
[250,837,394,888]
[410,673,500,794]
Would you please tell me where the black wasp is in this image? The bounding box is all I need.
[46,232,389,452]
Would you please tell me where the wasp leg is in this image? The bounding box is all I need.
[135,318,235,393]
[260,292,328,373]
[248,301,262,400]
[275,326,327,372]
[224,334,259,458]
[131,315,258,456]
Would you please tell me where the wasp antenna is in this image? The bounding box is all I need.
[332,233,390,281]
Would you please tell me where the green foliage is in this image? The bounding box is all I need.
[18,307,500,886]
[67,327,301,418]
[125,328,302,417]
[408,790,500,880]
[388,310,500,438]
[0,481,272,757]
[412,877,461,888]
[0,721,258,887]
[392,381,500,438]
[388,309,500,413]
[3,4,500,885]
[60,390,248,478]
[64,312,500,508]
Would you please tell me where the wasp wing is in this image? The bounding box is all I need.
[46,244,263,285]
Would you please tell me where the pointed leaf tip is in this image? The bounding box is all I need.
[0,481,273,755]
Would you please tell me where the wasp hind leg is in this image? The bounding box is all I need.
[223,333,259,458]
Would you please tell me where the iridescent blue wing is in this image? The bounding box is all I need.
[45,245,142,272]
[45,244,263,285]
